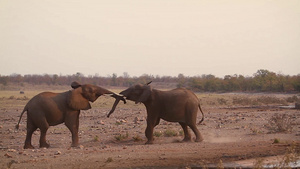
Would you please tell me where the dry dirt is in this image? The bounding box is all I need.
[0,90,300,169]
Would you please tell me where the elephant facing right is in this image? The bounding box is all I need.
[108,81,205,144]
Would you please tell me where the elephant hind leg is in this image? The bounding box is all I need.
[188,124,203,142]
[39,122,50,148]
[179,122,191,142]
[24,118,37,149]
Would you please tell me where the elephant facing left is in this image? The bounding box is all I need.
[16,81,125,149]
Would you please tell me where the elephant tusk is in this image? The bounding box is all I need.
[104,93,124,97]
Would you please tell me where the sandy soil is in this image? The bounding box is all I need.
[0,92,300,169]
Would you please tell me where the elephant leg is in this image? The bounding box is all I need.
[65,111,80,147]
[188,124,203,142]
[145,117,159,144]
[24,118,37,149]
[39,122,50,148]
[179,122,192,142]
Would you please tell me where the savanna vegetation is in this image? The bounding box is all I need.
[1,69,299,92]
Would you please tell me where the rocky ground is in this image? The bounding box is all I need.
[0,91,300,169]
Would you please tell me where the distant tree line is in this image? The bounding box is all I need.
[0,69,299,92]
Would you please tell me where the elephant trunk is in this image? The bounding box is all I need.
[96,87,114,96]
[107,97,121,117]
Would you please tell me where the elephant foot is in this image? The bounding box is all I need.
[24,144,35,149]
[71,142,80,147]
[195,138,204,142]
[182,137,192,142]
[70,144,84,149]
[40,142,50,148]
[145,140,154,145]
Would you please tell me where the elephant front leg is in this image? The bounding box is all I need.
[66,125,79,147]
[65,112,80,147]
[145,117,160,144]
[145,125,154,144]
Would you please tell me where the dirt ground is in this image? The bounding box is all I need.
[0,89,300,169]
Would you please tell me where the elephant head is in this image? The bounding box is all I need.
[68,81,125,110]
[120,81,152,104]
[107,81,152,117]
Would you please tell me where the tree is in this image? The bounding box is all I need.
[111,73,117,86]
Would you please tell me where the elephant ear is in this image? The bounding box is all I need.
[68,87,91,110]
[71,81,81,89]
[137,85,152,103]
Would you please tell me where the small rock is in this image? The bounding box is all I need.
[4,153,12,158]
[120,119,127,123]
[54,151,61,155]
[80,145,84,149]
[133,117,140,124]
[8,149,16,152]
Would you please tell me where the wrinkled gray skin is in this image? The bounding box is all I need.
[16,81,125,149]
[108,82,204,144]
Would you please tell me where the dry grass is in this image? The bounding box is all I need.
[254,144,300,168]
[265,113,295,133]
[114,132,129,141]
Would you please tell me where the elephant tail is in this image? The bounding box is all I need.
[197,103,204,125]
[16,105,28,130]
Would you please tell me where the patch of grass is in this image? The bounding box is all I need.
[132,135,143,142]
[93,135,99,142]
[270,144,300,168]
[217,159,224,169]
[178,130,184,136]
[115,132,129,141]
[232,97,253,106]
[232,96,287,106]
[217,98,228,105]
[286,95,299,103]
[115,121,123,125]
[154,131,163,137]
[256,96,287,105]
[273,138,280,144]
[164,129,178,137]
[250,127,263,135]
[253,158,264,169]
[106,157,113,163]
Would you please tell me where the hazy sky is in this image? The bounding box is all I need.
[0,0,299,78]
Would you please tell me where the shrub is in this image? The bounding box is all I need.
[265,113,295,133]
[286,96,299,103]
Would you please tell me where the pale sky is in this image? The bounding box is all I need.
[0,0,299,78]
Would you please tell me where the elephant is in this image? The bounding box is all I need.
[16,81,125,149]
[107,81,204,144]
